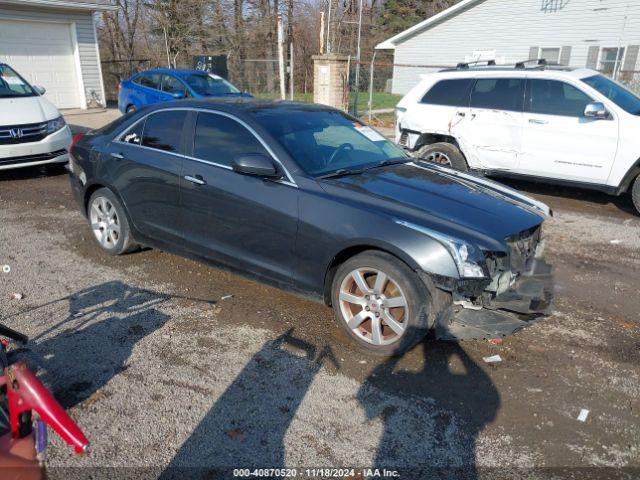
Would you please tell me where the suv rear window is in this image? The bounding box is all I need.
[469,78,525,111]
[420,79,473,106]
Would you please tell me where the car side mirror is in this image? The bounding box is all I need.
[232,154,280,178]
[584,102,608,119]
[171,90,185,99]
[33,85,46,95]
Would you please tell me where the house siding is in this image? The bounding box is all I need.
[0,5,105,107]
[389,0,640,94]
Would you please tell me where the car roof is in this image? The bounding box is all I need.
[135,68,211,76]
[144,97,338,115]
[431,66,599,80]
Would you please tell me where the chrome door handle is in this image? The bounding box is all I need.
[110,152,124,159]
[184,175,206,186]
[529,119,548,125]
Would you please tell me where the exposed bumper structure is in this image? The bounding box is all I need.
[435,258,553,341]
[422,222,554,341]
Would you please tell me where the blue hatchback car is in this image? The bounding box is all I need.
[117,69,251,113]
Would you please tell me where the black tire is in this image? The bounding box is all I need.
[414,142,468,171]
[632,174,640,215]
[331,250,435,356]
[87,188,138,255]
[126,104,136,113]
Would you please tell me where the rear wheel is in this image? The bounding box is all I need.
[414,142,468,171]
[331,251,434,356]
[632,174,640,215]
[88,188,138,255]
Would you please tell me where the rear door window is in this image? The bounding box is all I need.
[141,110,188,153]
[420,79,474,106]
[527,79,593,117]
[138,74,161,90]
[193,112,269,167]
[120,120,144,145]
[470,78,525,111]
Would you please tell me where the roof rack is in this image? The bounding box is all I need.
[515,58,547,69]
[456,59,496,69]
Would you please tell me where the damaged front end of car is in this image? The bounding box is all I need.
[420,224,554,341]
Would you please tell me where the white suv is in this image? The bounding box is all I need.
[395,61,640,213]
[0,63,72,170]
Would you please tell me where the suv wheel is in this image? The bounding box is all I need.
[331,251,434,356]
[88,188,138,255]
[414,142,468,171]
[632,174,640,215]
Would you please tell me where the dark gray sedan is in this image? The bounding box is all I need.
[68,100,553,355]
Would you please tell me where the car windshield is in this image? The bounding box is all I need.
[184,74,241,96]
[0,64,36,98]
[582,74,640,115]
[253,108,408,176]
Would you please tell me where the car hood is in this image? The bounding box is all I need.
[318,162,548,251]
[0,96,59,125]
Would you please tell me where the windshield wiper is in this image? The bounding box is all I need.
[317,158,410,180]
[317,168,361,179]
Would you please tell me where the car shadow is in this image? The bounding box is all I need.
[159,329,339,479]
[158,325,498,478]
[492,177,637,215]
[19,281,171,408]
[357,336,499,478]
[0,163,67,182]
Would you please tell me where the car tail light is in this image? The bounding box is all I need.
[70,133,84,156]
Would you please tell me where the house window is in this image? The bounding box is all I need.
[539,48,560,64]
[599,47,625,75]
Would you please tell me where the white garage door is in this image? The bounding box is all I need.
[0,19,82,109]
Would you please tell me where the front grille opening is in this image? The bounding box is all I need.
[0,149,67,167]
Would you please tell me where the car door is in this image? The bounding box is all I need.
[519,78,619,184]
[106,109,188,244]
[180,110,299,284]
[453,77,525,170]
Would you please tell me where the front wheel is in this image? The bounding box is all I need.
[413,142,468,171]
[632,174,640,215]
[331,251,434,356]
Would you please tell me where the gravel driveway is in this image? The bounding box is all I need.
[0,111,638,479]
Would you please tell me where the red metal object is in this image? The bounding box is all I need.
[5,363,89,454]
[69,133,84,156]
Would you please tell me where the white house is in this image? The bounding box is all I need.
[0,0,116,109]
[377,0,640,94]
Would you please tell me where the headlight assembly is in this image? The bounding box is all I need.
[46,116,66,135]
[395,219,487,278]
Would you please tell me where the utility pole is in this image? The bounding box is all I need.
[290,42,294,100]
[319,11,325,54]
[277,14,286,100]
[352,0,364,115]
[326,0,332,53]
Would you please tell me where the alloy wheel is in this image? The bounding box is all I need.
[339,268,408,346]
[89,196,121,249]
[424,151,452,166]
